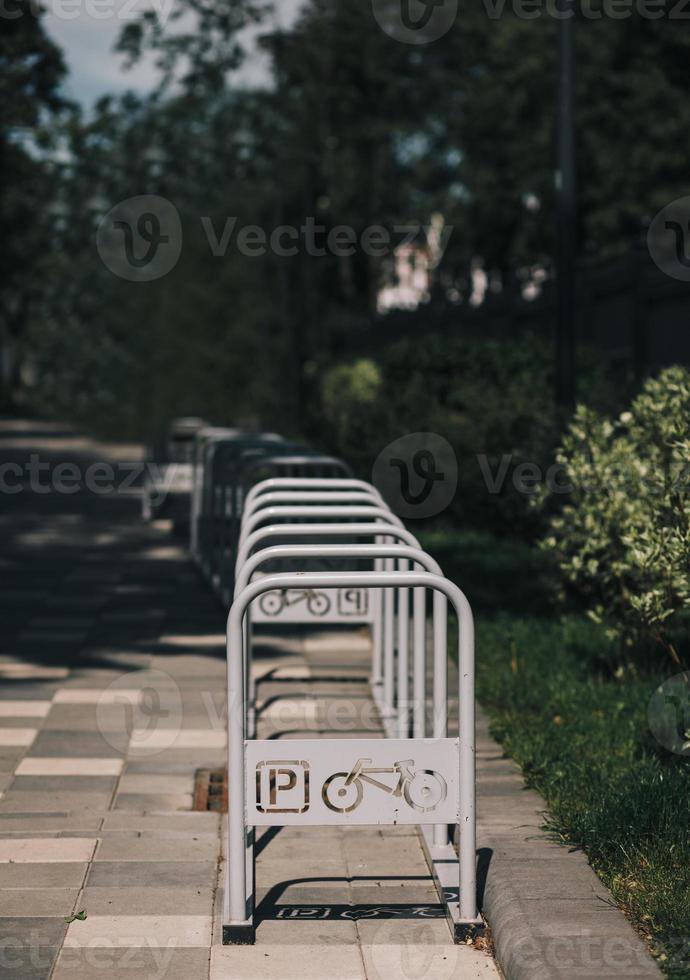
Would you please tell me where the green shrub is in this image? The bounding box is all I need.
[538,366,690,664]
[319,358,391,474]
[317,333,614,535]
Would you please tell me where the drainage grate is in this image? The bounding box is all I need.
[193,768,228,812]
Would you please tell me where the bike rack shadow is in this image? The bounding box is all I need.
[255,875,448,925]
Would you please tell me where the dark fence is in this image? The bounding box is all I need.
[336,245,690,378]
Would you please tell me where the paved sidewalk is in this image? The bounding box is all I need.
[0,421,498,980]
[213,629,497,980]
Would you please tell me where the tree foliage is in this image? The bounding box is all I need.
[0,0,68,406]
[14,0,690,451]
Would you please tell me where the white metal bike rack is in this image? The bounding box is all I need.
[223,569,481,946]
[233,520,425,712]
[239,454,352,488]
[199,436,305,587]
[192,431,287,572]
[238,504,403,552]
[235,521,421,578]
[243,477,385,512]
[242,490,385,525]
[190,428,243,558]
[235,543,446,742]
[237,504,405,692]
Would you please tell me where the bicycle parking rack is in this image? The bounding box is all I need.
[235,543,446,741]
[233,521,427,714]
[243,477,385,512]
[243,489,385,525]
[239,454,352,490]
[190,427,243,558]
[196,436,303,585]
[189,440,482,944]
[223,569,481,946]
[237,504,403,551]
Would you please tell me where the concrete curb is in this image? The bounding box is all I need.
[474,710,663,980]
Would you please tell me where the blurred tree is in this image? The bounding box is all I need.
[0,0,68,408]
[454,10,690,277]
[22,0,690,441]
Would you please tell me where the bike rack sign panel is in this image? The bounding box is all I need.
[250,585,374,624]
[245,738,459,826]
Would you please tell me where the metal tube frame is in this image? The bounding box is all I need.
[244,478,384,511]
[240,455,352,491]
[242,490,383,524]
[223,570,480,945]
[235,543,444,745]
[238,505,402,551]
[233,521,422,694]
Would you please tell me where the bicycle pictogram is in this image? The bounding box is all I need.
[258,587,331,617]
[322,757,446,814]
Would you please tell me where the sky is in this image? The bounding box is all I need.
[45,0,304,106]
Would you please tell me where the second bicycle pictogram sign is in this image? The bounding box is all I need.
[246,738,459,826]
[251,585,372,623]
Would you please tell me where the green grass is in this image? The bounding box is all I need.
[419,530,690,979]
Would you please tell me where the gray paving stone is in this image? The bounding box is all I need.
[349,882,440,905]
[0,945,59,980]
[26,732,124,759]
[0,888,80,916]
[10,777,118,794]
[79,885,215,915]
[0,816,102,832]
[211,938,365,979]
[0,792,112,814]
[0,863,88,888]
[52,946,211,980]
[86,861,218,889]
[94,837,218,863]
[0,748,30,770]
[0,718,48,730]
[0,918,68,947]
[0,685,62,701]
[101,813,218,833]
[112,793,193,812]
[42,706,121,732]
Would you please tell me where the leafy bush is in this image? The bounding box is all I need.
[538,366,690,664]
[319,359,391,474]
[317,333,613,535]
